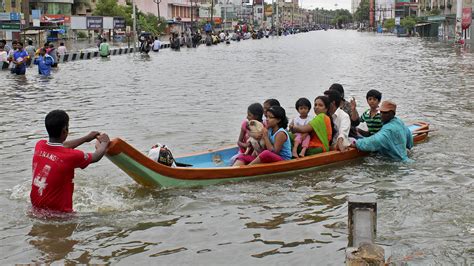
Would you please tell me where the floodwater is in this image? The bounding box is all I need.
[1,31,473,264]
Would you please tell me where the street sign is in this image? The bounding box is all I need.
[0,12,10,21]
[32,9,41,20]
[10,12,21,21]
[0,23,21,30]
[113,17,125,29]
[86,16,103,29]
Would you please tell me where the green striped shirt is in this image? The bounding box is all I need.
[360,109,383,134]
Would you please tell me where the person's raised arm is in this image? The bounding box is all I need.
[290,122,313,134]
[350,97,360,122]
[64,131,99,149]
[91,133,110,163]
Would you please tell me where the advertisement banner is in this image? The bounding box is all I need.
[113,17,126,29]
[0,12,9,21]
[32,10,41,20]
[41,14,71,24]
[86,16,103,29]
[462,8,472,29]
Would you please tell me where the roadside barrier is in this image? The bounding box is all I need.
[59,42,183,63]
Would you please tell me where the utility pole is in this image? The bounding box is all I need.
[191,0,194,32]
[153,0,161,18]
[455,0,463,43]
[211,0,214,28]
[132,0,137,53]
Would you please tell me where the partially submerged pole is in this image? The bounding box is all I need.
[132,0,137,53]
[346,195,385,265]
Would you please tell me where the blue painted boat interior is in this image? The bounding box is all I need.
[176,147,239,168]
[175,124,423,168]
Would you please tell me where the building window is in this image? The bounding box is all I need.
[11,0,17,8]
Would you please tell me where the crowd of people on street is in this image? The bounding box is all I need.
[0,39,68,76]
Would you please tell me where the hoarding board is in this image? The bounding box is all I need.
[86,16,103,29]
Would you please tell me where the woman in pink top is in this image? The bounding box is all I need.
[236,103,264,153]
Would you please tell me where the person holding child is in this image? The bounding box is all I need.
[291,98,313,158]
[349,89,383,137]
[290,96,333,156]
[30,110,110,213]
[234,106,292,165]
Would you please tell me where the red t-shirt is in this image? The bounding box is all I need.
[30,140,92,212]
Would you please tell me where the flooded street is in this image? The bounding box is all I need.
[0,30,473,264]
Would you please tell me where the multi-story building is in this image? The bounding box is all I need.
[276,0,299,26]
[2,0,23,12]
[29,0,74,16]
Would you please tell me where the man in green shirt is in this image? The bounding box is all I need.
[99,39,110,58]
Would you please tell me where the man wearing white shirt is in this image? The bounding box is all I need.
[324,89,351,152]
[152,37,161,52]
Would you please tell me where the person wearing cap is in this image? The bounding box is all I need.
[351,100,414,162]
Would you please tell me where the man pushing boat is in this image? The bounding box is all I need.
[30,110,110,213]
[351,101,414,162]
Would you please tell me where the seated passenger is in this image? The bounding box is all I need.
[328,83,360,137]
[262,98,280,126]
[350,89,383,137]
[290,96,333,156]
[324,90,351,151]
[233,106,291,166]
[291,97,313,158]
[351,100,414,162]
[237,103,264,154]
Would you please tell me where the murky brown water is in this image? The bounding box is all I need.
[1,31,473,264]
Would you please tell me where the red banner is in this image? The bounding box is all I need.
[41,14,71,24]
[462,8,472,29]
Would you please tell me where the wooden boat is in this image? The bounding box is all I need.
[106,122,430,188]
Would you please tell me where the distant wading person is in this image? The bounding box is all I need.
[30,110,110,213]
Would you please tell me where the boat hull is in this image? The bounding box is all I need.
[106,122,429,188]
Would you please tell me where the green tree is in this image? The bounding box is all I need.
[384,18,395,30]
[354,0,370,22]
[400,16,416,32]
[94,0,167,35]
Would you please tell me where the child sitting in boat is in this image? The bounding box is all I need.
[262,98,280,126]
[233,106,292,166]
[291,98,312,158]
[237,103,264,154]
[290,96,333,156]
[349,89,383,137]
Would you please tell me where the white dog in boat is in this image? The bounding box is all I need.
[245,120,266,157]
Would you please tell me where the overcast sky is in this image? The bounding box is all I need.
[301,0,351,10]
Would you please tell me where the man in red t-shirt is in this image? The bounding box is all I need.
[31,110,110,212]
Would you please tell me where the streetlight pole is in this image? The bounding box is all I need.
[132,0,137,53]
[153,0,161,18]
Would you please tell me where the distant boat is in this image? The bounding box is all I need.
[106,122,430,188]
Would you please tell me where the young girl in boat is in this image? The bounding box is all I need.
[290,96,333,156]
[262,98,280,126]
[292,97,312,158]
[236,103,264,154]
[233,106,292,166]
